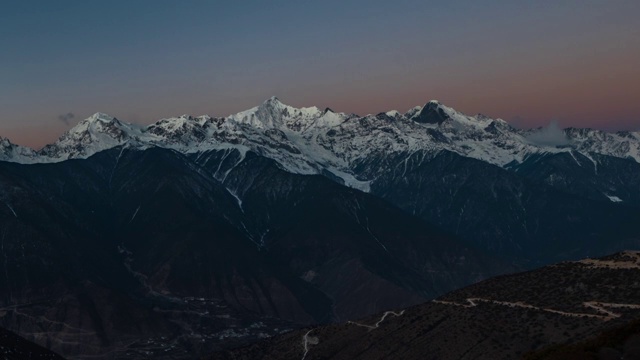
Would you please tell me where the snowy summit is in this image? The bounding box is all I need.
[1,98,640,192]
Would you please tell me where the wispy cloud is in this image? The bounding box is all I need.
[525,120,569,147]
[57,112,75,126]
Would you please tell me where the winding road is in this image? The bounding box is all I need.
[432,298,640,321]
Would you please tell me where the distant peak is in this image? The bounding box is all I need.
[263,96,285,106]
[0,137,13,146]
[87,112,117,123]
[412,101,451,124]
[424,100,447,110]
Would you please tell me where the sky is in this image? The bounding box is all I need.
[1,0,639,148]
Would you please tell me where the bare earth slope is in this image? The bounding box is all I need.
[0,326,64,359]
[214,251,640,360]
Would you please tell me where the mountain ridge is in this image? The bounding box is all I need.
[3,98,639,262]
[213,251,640,360]
[2,99,639,192]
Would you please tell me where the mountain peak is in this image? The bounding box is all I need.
[64,112,127,138]
[178,114,194,121]
[411,101,451,124]
[0,136,13,147]
[263,96,285,107]
[86,112,118,123]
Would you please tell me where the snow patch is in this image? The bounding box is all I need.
[4,203,17,218]
[606,195,623,203]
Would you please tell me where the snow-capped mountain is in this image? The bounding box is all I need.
[1,98,639,360]
[39,112,150,161]
[2,97,639,191]
[0,137,37,163]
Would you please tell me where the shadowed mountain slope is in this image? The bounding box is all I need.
[0,147,496,359]
[214,251,640,360]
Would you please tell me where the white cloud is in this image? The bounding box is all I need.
[525,120,569,146]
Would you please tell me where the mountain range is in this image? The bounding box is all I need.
[3,97,639,262]
[0,98,638,359]
[4,97,640,170]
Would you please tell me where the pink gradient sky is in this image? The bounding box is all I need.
[2,1,639,149]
